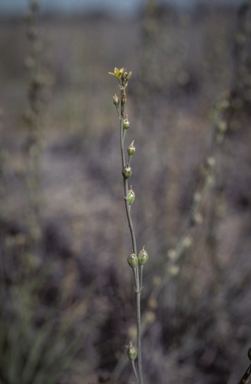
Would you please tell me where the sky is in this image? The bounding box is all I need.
[0,0,240,16]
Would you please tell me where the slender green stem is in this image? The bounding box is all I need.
[120,117,126,168]
[120,91,137,256]
[132,267,143,384]
[119,87,144,384]
[123,179,137,255]
[139,265,144,290]
[136,291,143,384]
[132,360,139,384]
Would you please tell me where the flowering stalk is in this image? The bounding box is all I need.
[109,67,148,384]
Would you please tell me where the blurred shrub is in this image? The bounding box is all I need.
[0,228,103,384]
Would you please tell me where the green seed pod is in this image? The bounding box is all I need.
[128,186,135,205]
[123,115,130,130]
[122,164,132,179]
[127,252,138,268]
[127,141,136,156]
[128,342,137,360]
[248,348,251,361]
[138,246,149,265]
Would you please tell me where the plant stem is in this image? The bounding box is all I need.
[136,291,143,384]
[131,360,139,384]
[139,265,144,290]
[119,88,144,384]
[120,116,126,169]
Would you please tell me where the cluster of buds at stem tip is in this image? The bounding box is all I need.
[122,163,132,179]
[122,70,132,86]
[108,67,132,87]
[127,341,137,360]
[127,185,135,205]
[138,246,149,265]
[128,252,138,268]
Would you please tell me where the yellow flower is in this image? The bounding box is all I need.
[108,67,125,80]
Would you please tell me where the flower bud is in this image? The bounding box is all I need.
[127,186,135,205]
[122,71,128,86]
[113,94,119,106]
[128,341,137,360]
[123,115,130,130]
[138,246,148,265]
[127,71,132,80]
[127,141,135,156]
[122,164,132,179]
[128,252,138,268]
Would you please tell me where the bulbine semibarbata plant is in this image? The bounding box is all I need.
[109,67,149,384]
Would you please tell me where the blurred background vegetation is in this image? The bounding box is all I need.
[0,0,251,383]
